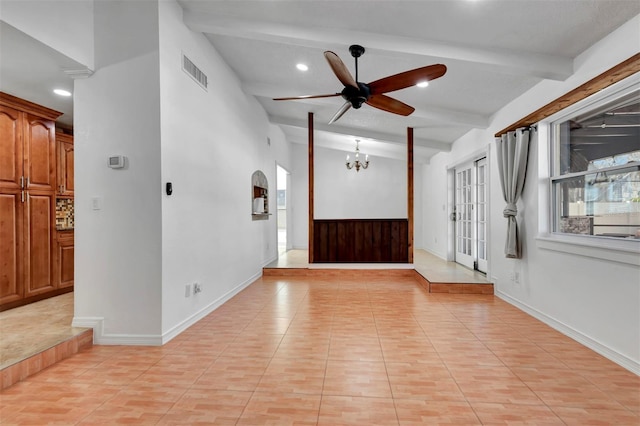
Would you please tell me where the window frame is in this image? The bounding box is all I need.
[538,72,640,264]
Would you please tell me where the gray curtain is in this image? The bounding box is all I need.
[496,128,531,258]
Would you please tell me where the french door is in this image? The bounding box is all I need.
[454,158,487,273]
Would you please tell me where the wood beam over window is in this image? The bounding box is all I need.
[496,53,640,136]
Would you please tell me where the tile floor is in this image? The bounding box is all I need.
[1,273,638,425]
[0,293,89,370]
[266,249,492,285]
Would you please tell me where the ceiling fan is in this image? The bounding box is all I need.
[273,44,447,124]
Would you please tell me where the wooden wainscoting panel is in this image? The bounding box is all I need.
[313,219,408,263]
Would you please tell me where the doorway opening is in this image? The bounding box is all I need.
[276,165,290,255]
[453,157,488,273]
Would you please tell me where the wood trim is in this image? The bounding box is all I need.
[56,133,74,144]
[407,127,414,263]
[308,112,314,264]
[0,92,63,121]
[496,53,640,136]
[312,219,409,263]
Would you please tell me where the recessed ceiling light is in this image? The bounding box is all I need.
[416,81,429,88]
[53,89,72,97]
[296,63,309,71]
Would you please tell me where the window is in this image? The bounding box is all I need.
[550,82,640,241]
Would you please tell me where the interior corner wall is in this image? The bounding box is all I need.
[0,0,95,69]
[158,0,290,336]
[73,0,163,339]
[422,14,640,371]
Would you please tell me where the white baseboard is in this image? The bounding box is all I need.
[160,270,262,345]
[72,271,263,346]
[419,247,448,261]
[496,290,640,375]
[71,316,163,345]
[262,254,278,268]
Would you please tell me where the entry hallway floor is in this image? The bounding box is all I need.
[1,274,638,425]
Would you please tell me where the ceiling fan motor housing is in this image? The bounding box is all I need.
[342,82,370,108]
[349,44,365,58]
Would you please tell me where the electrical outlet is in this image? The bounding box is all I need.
[193,283,202,295]
[184,284,191,298]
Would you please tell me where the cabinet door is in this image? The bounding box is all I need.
[24,114,56,193]
[0,193,24,304]
[24,193,55,297]
[0,105,23,191]
[57,135,74,196]
[58,236,74,289]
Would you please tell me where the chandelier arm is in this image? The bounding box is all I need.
[346,139,370,172]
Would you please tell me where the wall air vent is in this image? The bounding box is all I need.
[182,53,208,91]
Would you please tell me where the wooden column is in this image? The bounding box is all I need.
[308,112,314,263]
[407,127,414,263]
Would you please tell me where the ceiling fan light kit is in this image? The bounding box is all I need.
[273,44,447,124]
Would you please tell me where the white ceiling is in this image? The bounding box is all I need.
[1,0,638,161]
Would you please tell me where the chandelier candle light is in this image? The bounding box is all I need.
[346,140,369,172]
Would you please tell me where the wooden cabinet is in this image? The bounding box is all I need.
[56,133,74,196]
[57,231,74,289]
[0,92,64,310]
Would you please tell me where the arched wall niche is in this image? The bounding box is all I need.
[251,170,269,221]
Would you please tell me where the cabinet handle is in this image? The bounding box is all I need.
[21,190,25,203]
[19,176,24,189]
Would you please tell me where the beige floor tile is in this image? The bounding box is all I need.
[237,392,321,425]
[194,355,270,392]
[470,402,564,424]
[318,395,399,425]
[2,268,637,425]
[256,357,327,394]
[324,359,392,398]
[394,398,481,425]
[157,388,252,425]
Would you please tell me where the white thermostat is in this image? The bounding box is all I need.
[108,155,126,169]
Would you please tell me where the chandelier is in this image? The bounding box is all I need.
[345,140,369,172]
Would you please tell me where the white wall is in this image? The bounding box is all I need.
[291,143,309,249]
[0,0,94,69]
[315,146,407,219]
[422,15,640,372]
[71,0,291,343]
[73,0,163,339]
[291,142,423,251]
[158,0,290,337]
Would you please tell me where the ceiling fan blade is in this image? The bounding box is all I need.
[366,94,415,116]
[273,93,341,101]
[328,101,352,124]
[324,51,358,89]
[368,64,447,95]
